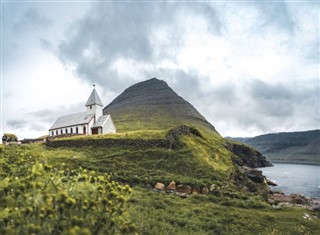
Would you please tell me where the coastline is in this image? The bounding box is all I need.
[267,190,320,212]
[269,161,320,166]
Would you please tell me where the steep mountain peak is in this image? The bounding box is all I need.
[125,77,167,91]
[103,78,217,133]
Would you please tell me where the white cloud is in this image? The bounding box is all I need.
[1,1,319,140]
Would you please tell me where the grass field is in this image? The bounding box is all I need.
[1,136,319,234]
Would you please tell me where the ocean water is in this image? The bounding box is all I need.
[259,163,320,198]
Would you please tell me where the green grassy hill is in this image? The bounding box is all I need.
[1,143,319,234]
[103,78,217,133]
[228,130,320,165]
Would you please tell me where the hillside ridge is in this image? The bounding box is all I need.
[227,130,320,165]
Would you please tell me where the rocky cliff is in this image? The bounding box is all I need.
[225,141,272,168]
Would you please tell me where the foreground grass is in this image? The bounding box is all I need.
[128,187,319,235]
[1,143,319,234]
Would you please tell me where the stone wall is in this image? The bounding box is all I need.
[46,125,201,149]
[46,138,171,149]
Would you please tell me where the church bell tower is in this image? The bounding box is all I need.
[85,85,103,119]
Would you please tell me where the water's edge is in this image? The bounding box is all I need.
[270,161,320,166]
[259,163,320,198]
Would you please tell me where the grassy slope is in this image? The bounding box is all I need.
[27,132,234,187]
[106,102,217,134]
[2,139,319,234]
[129,187,319,235]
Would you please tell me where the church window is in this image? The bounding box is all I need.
[71,128,73,134]
[56,130,58,135]
[52,131,54,136]
[76,127,78,134]
[90,105,92,109]
[66,128,68,134]
[61,130,63,134]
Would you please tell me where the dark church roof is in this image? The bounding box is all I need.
[85,89,103,107]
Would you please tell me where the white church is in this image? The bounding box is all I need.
[49,87,116,137]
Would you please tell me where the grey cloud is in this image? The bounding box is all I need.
[304,42,319,63]
[7,120,27,129]
[7,119,47,132]
[241,79,318,131]
[13,8,52,33]
[29,103,84,124]
[249,79,293,101]
[183,77,320,135]
[29,122,47,132]
[58,2,156,88]
[184,2,222,34]
[158,69,202,101]
[253,1,295,33]
[248,79,319,118]
[39,38,54,52]
[58,2,222,91]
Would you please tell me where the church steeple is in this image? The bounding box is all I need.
[86,86,103,118]
[85,87,103,107]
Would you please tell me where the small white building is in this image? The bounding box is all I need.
[49,87,116,137]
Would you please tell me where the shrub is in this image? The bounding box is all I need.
[0,160,135,234]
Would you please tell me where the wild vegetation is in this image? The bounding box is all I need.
[0,144,135,235]
[1,135,319,234]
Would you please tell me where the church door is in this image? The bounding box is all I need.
[83,126,86,135]
[92,128,98,135]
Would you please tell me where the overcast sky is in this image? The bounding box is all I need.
[1,1,319,140]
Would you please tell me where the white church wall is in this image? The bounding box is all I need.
[88,117,95,135]
[50,124,87,136]
[102,116,116,134]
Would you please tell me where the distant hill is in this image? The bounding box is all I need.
[103,77,271,168]
[227,130,320,165]
[103,78,217,133]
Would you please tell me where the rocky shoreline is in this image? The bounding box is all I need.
[151,179,320,214]
[267,190,320,212]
